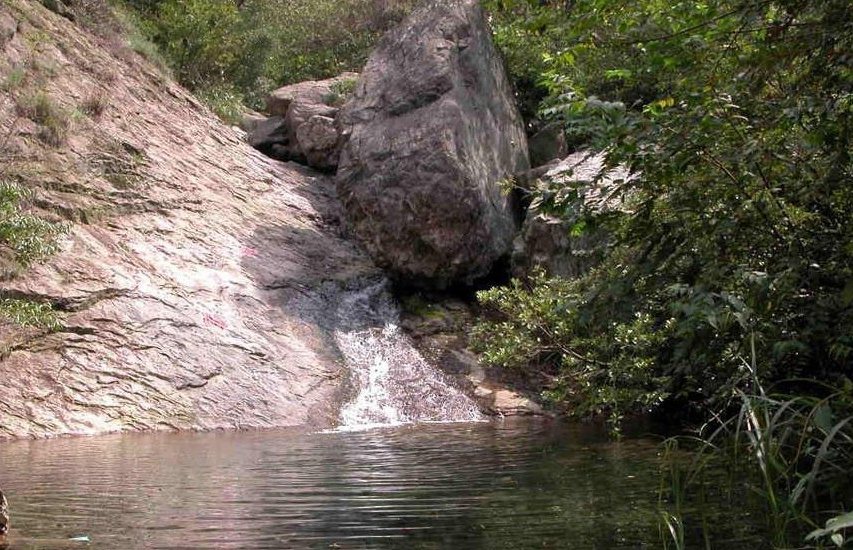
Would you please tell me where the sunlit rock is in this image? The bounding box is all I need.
[336,0,529,288]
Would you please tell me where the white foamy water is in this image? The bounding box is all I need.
[334,281,483,430]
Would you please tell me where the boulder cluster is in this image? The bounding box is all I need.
[243,0,617,289]
[242,72,358,172]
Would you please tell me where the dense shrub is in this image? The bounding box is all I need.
[0,298,62,330]
[117,0,418,111]
[0,181,66,273]
[477,0,853,423]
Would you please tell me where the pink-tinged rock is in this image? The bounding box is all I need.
[0,1,377,439]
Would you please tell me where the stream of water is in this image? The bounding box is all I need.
[332,281,482,430]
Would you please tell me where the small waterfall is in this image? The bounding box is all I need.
[334,281,483,430]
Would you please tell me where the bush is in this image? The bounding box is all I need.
[323,76,358,107]
[0,181,66,270]
[0,298,62,330]
[153,0,243,90]
[196,84,245,125]
[660,370,853,548]
[474,269,670,430]
[475,0,853,425]
[115,0,418,111]
[106,2,173,76]
[16,91,71,146]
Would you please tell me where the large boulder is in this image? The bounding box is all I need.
[512,151,632,278]
[246,115,287,152]
[238,110,267,134]
[296,114,339,171]
[265,74,355,117]
[336,0,529,288]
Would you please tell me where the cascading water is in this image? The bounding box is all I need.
[333,281,483,430]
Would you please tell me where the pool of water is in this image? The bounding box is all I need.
[0,419,758,549]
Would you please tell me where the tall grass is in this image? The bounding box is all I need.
[16,91,71,146]
[659,345,853,548]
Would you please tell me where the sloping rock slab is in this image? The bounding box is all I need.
[336,0,529,288]
[0,1,378,439]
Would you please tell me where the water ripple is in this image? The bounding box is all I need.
[0,419,757,549]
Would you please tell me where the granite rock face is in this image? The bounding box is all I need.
[336,0,529,288]
[528,122,567,168]
[0,1,379,439]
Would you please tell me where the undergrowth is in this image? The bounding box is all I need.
[659,351,853,549]
[0,298,62,330]
[0,181,67,271]
[15,91,71,146]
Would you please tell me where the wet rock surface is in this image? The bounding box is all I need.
[336,0,528,288]
[0,1,379,438]
[399,295,547,416]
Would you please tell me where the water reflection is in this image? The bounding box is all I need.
[0,420,744,549]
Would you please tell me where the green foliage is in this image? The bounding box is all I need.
[330,77,357,98]
[196,84,244,125]
[323,76,358,107]
[483,0,572,122]
[153,0,243,90]
[109,1,173,76]
[0,181,66,269]
[0,298,62,330]
[477,0,853,425]
[474,270,670,429]
[1,66,26,93]
[401,294,437,318]
[660,368,853,548]
[116,0,416,112]
[483,6,853,544]
[808,512,853,548]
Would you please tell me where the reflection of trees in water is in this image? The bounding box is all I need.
[461,426,665,549]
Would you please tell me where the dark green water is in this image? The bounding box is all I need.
[0,419,758,549]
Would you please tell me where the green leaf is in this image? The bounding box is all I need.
[826,511,853,532]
